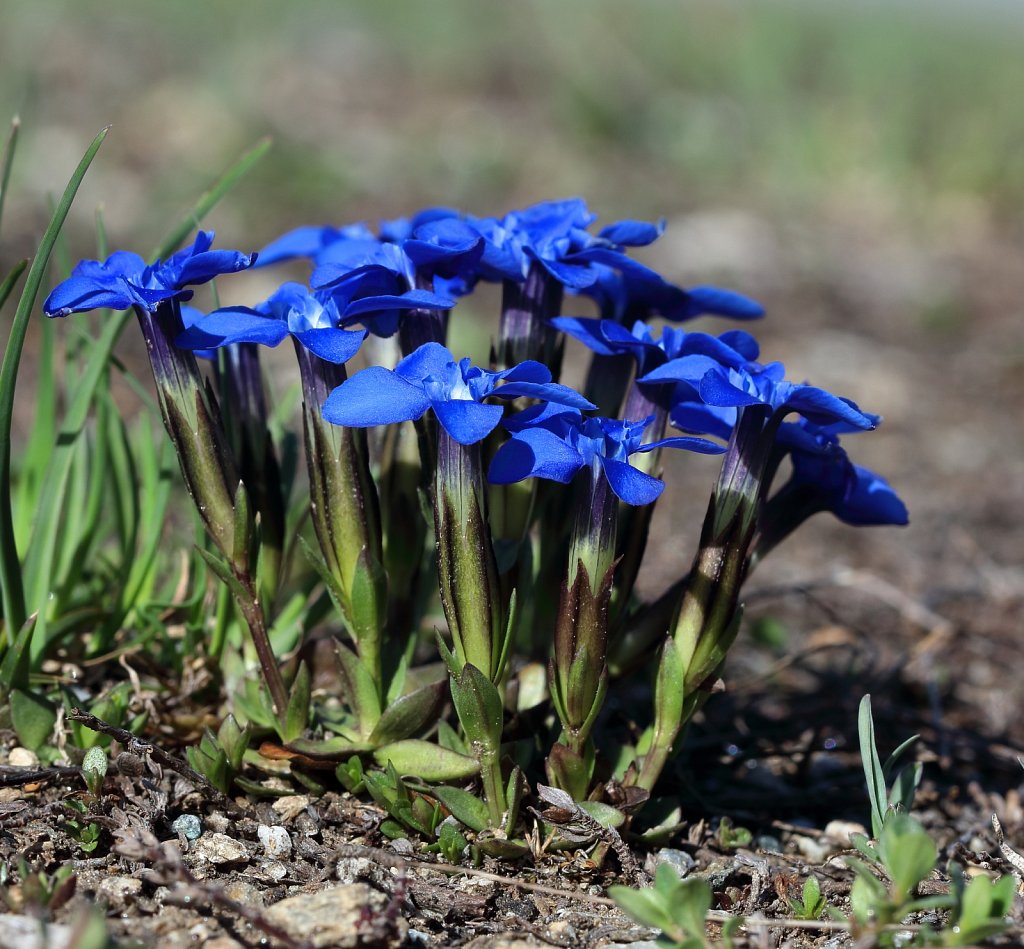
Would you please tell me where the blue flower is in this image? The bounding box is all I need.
[552,317,759,379]
[43,231,256,317]
[646,358,879,432]
[310,241,456,338]
[176,282,367,364]
[775,421,908,526]
[322,342,595,445]
[488,409,725,506]
[254,222,377,268]
[568,254,764,323]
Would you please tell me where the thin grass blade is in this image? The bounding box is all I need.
[0,126,108,635]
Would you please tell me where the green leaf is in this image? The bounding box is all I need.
[578,801,625,828]
[858,694,888,837]
[432,785,491,833]
[373,740,480,782]
[0,126,108,635]
[0,611,37,693]
[284,662,311,743]
[368,677,447,746]
[334,640,382,737]
[10,687,57,751]
[473,838,530,859]
[449,663,503,750]
[0,115,20,235]
[877,813,935,902]
[0,260,27,315]
[437,720,469,756]
[504,765,525,837]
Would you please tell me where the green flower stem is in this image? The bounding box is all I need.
[295,343,386,692]
[552,466,617,756]
[434,429,504,682]
[137,301,288,719]
[218,342,285,605]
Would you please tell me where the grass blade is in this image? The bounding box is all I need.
[151,136,271,260]
[0,116,20,237]
[0,261,28,315]
[0,126,108,636]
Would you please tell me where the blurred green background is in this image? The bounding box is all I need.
[3,0,1023,252]
[2,0,1023,597]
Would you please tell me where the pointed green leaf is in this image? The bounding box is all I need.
[449,663,503,750]
[284,662,311,743]
[858,694,888,837]
[9,687,57,751]
[432,785,491,833]
[0,116,20,235]
[0,126,108,634]
[334,640,382,736]
[368,677,447,745]
[373,740,479,781]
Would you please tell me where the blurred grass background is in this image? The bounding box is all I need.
[2,0,1023,250]
[2,0,1023,595]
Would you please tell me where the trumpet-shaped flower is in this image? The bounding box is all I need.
[44,231,256,317]
[177,282,367,364]
[489,409,725,506]
[775,421,908,527]
[322,342,594,445]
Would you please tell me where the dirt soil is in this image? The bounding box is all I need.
[2,204,1024,948]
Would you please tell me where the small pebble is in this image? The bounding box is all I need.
[172,814,203,842]
[192,832,248,864]
[271,794,311,822]
[258,823,292,859]
[753,833,783,853]
[8,747,39,769]
[655,848,697,877]
[824,819,867,846]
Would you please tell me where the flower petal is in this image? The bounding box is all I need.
[321,367,430,427]
[293,327,367,364]
[600,457,665,505]
[176,307,290,349]
[488,428,583,484]
[432,399,505,445]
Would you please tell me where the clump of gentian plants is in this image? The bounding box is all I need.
[2,127,909,848]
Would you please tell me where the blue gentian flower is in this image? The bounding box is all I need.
[646,358,878,432]
[553,318,759,379]
[254,222,377,268]
[569,254,764,323]
[43,231,256,317]
[488,409,725,506]
[177,282,368,364]
[322,342,594,445]
[775,421,908,527]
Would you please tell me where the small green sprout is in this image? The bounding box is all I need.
[185,713,252,794]
[81,746,107,798]
[610,864,740,949]
[786,874,827,921]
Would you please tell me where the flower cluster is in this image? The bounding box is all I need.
[44,197,907,815]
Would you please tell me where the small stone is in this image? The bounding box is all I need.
[792,834,830,863]
[223,879,265,906]
[753,833,783,853]
[171,814,203,842]
[258,824,292,859]
[8,747,39,768]
[463,937,550,949]
[271,794,311,822]
[655,848,697,877]
[94,875,143,911]
[0,915,72,949]
[824,819,867,847]
[260,859,288,882]
[264,883,408,948]
[191,832,249,864]
[547,920,578,942]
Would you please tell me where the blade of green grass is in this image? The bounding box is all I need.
[151,136,271,260]
[18,136,272,644]
[0,126,108,637]
[0,116,20,237]
[0,261,28,315]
